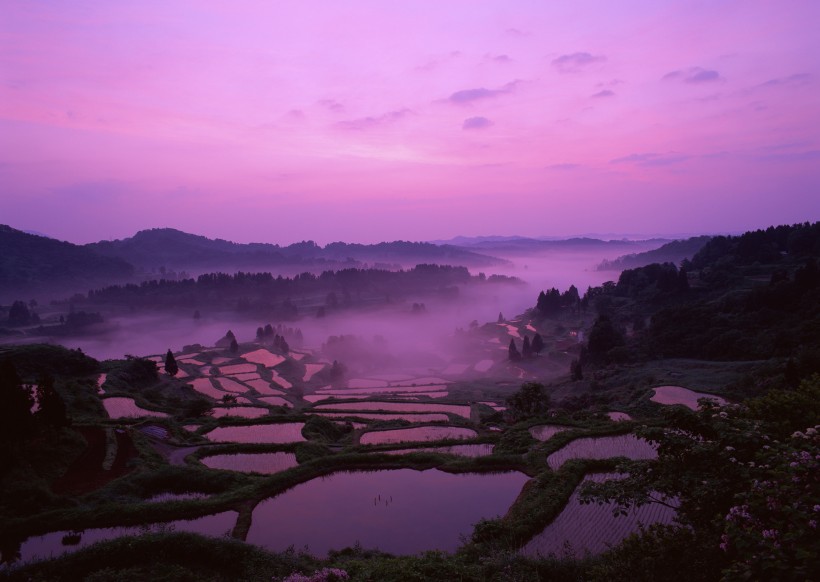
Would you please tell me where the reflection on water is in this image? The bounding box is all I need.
[201,452,298,474]
[247,468,528,556]
[204,423,306,443]
[14,512,238,565]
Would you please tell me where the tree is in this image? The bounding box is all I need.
[229,338,239,354]
[164,349,178,377]
[0,361,34,441]
[582,380,820,580]
[35,373,69,429]
[256,327,265,340]
[7,301,32,326]
[587,315,624,361]
[570,358,583,380]
[505,382,550,420]
[508,338,521,361]
[531,333,544,354]
[522,335,532,358]
[498,312,504,323]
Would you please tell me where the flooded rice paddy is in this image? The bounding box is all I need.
[360,426,477,444]
[650,386,727,410]
[204,423,306,444]
[246,468,528,556]
[314,402,471,418]
[547,435,658,470]
[521,473,676,557]
[201,452,298,474]
[102,397,168,419]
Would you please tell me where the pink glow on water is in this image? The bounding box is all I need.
[315,401,471,418]
[218,363,257,375]
[547,435,657,470]
[214,377,249,394]
[211,406,269,419]
[102,397,168,419]
[315,412,450,423]
[360,426,477,445]
[242,349,286,368]
[201,452,298,474]
[650,386,727,410]
[190,378,225,399]
[204,423,306,444]
[246,469,527,555]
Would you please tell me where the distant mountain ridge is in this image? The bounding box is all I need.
[85,228,505,271]
[597,236,713,271]
[0,225,134,301]
[445,236,672,255]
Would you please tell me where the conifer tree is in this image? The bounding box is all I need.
[531,333,544,354]
[165,349,179,376]
[508,338,521,361]
[522,335,532,358]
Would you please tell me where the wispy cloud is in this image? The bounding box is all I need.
[462,116,493,130]
[611,152,690,166]
[663,67,722,84]
[485,53,512,64]
[591,89,615,98]
[759,73,811,88]
[415,51,462,72]
[318,99,344,112]
[551,52,606,73]
[334,108,413,131]
[445,80,520,105]
[547,163,580,171]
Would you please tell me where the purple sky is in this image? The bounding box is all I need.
[1,1,819,244]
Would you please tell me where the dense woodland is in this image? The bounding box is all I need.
[0,222,818,580]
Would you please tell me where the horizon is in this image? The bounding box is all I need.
[2,1,818,244]
[7,221,739,248]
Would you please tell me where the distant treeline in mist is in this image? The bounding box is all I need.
[72,264,521,315]
[555,221,820,370]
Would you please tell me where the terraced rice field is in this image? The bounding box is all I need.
[521,473,676,557]
[257,396,292,408]
[242,349,286,368]
[190,378,225,399]
[380,444,494,457]
[547,435,657,470]
[650,386,727,410]
[269,372,293,389]
[303,363,325,381]
[529,425,572,441]
[314,401,471,419]
[244,379,285,395]
[316,385,449,397]
[201,452,298,474]
[360,426,477,445]
[219,363,257,375]
[211,406,270,419]
[315,412,450,423]
[214,377,248,393]
[103,397,169,419]
[474,360,494,372]
[17,512,238,564]
[204,423,306,444]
